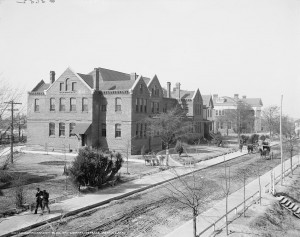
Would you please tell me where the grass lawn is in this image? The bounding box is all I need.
[0,152,160,215]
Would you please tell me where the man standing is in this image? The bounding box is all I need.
[34,188,43,214]
[41,190,50,214]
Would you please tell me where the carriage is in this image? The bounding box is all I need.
[259,142,271,159]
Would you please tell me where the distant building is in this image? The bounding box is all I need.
[27,67,204,154]
[202,95,214,137]
[212,94,263,134]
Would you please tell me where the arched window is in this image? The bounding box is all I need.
[65,78,70,91]
[69,123,76,137]
[82,98,88,111]
[115,97,121,111]
[59,98,66,111]
[115,124,121,137]
[59,123,65,137]
[49,123,55,136]
[50,98,55,111]
[70,98,76,111]
[34,99,39,112]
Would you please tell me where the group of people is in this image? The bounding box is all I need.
[34,188,50,215]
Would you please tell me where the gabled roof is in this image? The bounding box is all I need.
[31,80,50,92]
[171,90,195,100]
[77,73,94,88]
[202,95,214,108]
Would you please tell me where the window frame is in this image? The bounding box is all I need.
[82,98,88,112]
[115,97,121,112]
[49,122,55,136]
[59,122,65,137]
[69,123,76,137]
[115,123,121,138]
[101,123,106,137]
[50,98,55,111]
[34,99,39,112]
[70,98,76,112]
[59,98,66,111]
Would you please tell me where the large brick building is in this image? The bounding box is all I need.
[27,67,205,154]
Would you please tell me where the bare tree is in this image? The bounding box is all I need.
[163,168,209,237]
[145,106,192,166]
[261,105,280,138]
[282,116,299,175]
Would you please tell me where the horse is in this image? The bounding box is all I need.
[259,148,270,158]
[247,144,254,154]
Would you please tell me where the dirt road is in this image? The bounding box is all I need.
[24,146,294,237]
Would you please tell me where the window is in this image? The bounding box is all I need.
[154,85,158,95]
[69,123,75,137]
[151,88,154,96]
[50,98,55,111]
[72,82,76,91]
[140,123,143,138]
[59,123,65,137]
[144,99,147,113]
[136,123,139,137]
[49,123,55,136]
[65,79,69,91]
[144,124,147,137]
[136,98,139,112]
[220,122,223,129]
[222,110,225,116]
[115,124,121,137]
[115,97,121,111]
[102,123,106,137]
[59,98,66,111]
[228,122,232,129]
[60,83,64,91]
[199,105,201,115]
[82,98,88,111]
[151,102,154,113]
[70,98,76,111]
[140,98,143,112]
[156,102,159,113]
[34,99,39,112]
[101,104,107,112]
[140,84,143,93]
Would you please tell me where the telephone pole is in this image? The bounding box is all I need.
[4,100,22,164]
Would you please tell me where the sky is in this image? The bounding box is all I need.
[0,0,299,118]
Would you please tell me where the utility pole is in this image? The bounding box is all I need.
[4,100,22,164]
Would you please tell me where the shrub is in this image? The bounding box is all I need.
[260,135,266,141]
[68,147,124,190]
[14,175,26,208]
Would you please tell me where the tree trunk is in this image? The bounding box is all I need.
[166,143,170,166]
[290,155,293,175]
[193,209,197,237]
[226,195,228,235]
[243,174,246,217]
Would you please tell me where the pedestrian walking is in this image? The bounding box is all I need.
[34,188,43,214]
[41,190,50,214]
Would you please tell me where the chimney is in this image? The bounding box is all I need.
[175,82,181,100]
[234,94,239,100]
[213,94,218,99]
[167,82,171,98]
[94,68,100,91]
[242,95,246,99]
[130,72,137,80]
[50,71,55,84]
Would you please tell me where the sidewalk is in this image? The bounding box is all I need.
[0,147,253,237]
[165,154,300,237]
